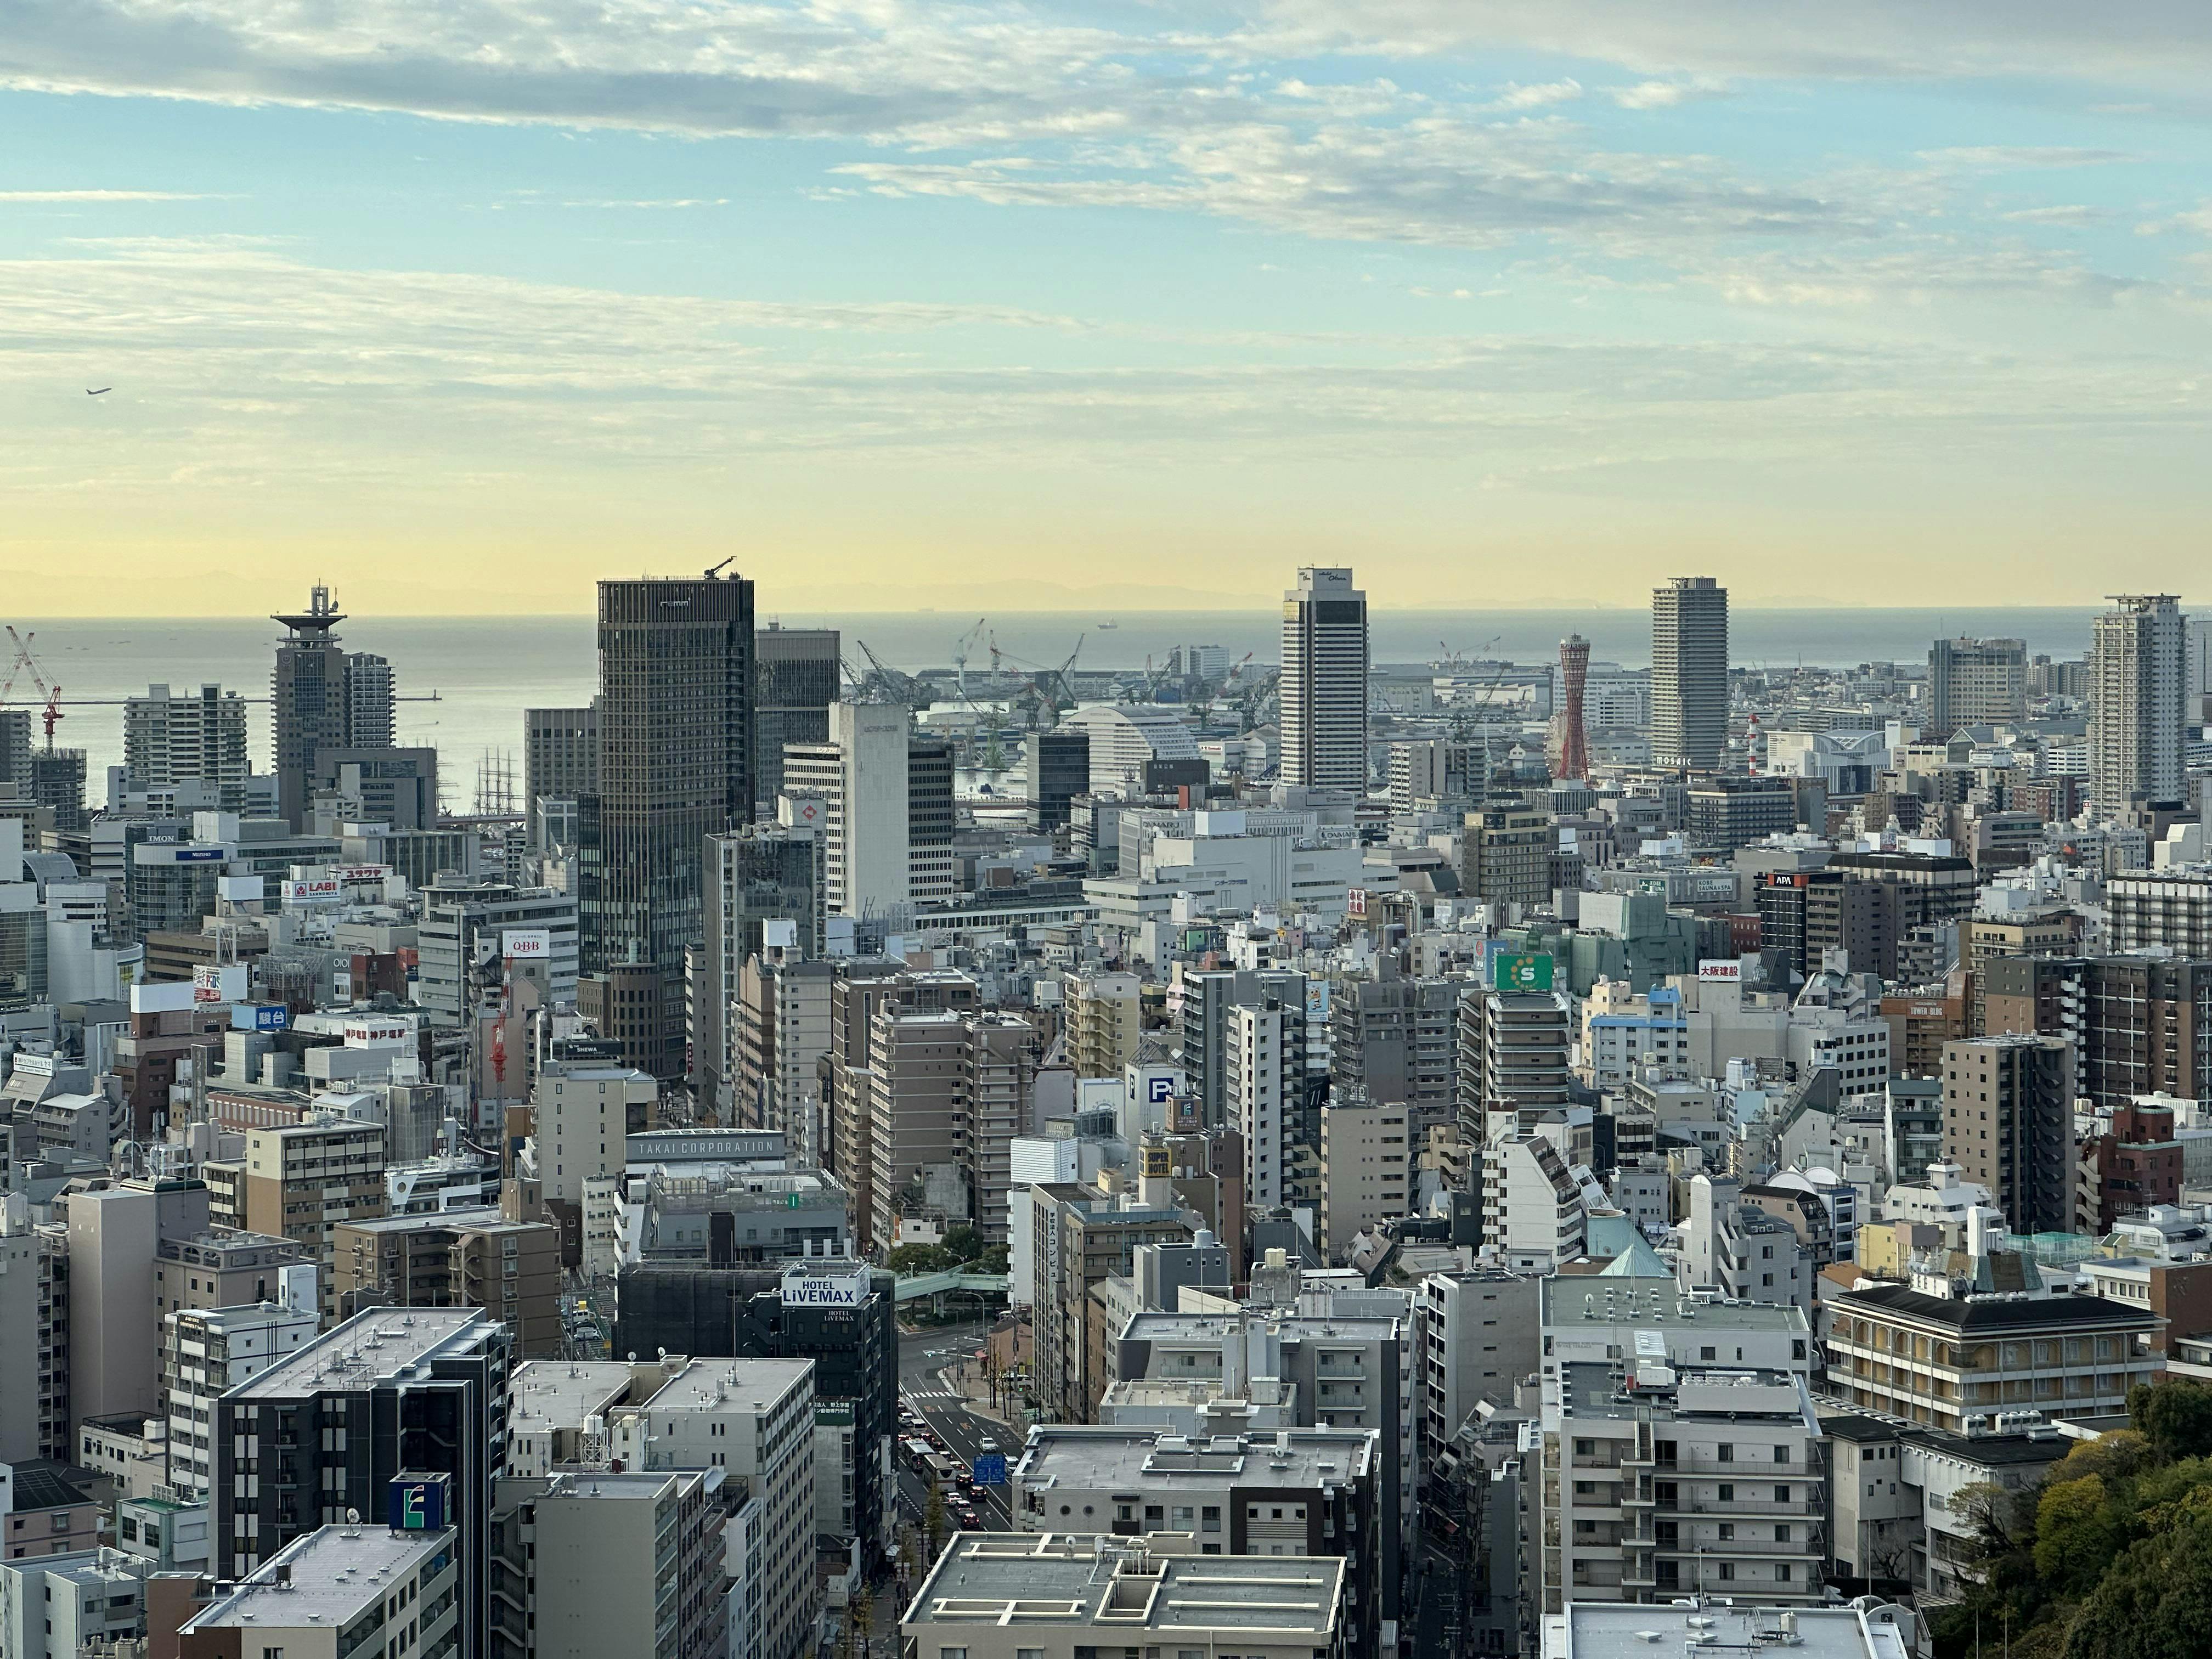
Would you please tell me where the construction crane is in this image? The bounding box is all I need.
[950,617,989,702]
[1,627,63,747]
[988,631,1085,729]
[843,641,930,708]
[703,556,734,578]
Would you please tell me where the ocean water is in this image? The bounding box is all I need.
[10,605,2121,787]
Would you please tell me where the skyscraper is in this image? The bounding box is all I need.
[1280,565,1369,791]
[1551,632,1590,781]
[782,701,917,921]
[270,585,398,828]
[754,624,842,811]
[1651,575,1728,770]
[1927,636,2027,739]
[2089,593,2186,816]
[579,572,755,1081]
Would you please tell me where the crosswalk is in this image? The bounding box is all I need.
[904,1390,960,1402]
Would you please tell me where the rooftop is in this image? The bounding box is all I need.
[1,1460,97,1512]
[1542,1275,1812,1333]
[1120,1310,1402,1342]
[1014,1426,1375,1491]
[905,1533,1343,1638]
[180,1524,454,1632]
[1835,1282,2155,1333]
[1544,1598,1914,1659]
[644,1357,815,1417]
[228,1307,494,1400]
[510,1360,647,1429]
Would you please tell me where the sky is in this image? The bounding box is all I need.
[4,2,2212,616]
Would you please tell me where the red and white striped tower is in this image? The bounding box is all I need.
[1556,633,1590,781]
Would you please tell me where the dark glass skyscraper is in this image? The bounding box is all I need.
[753,624,840,811]
[580,573,755,1081]
[270,584,398,828]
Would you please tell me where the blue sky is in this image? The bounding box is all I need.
[3,1,2211,613]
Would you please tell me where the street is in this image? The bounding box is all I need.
[894,1319,1015,1532]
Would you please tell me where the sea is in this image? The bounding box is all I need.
[10,605,2129,789]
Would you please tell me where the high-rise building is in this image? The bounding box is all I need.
[781,704,950,919]
[210,1306,512,1655]
[1927,636,2027,738]
[579,572,755,1082]
[2089,593,2187,815]
[1460,798,1556,913]
[753,624,840,811]
[1280,566,1369,792]
[1552,633,1590,781]
[523,702,597,848]
[271,584,397,829]
[1651,575,1729,770]
[1024,727,1090,832]
[1941,1034,2075,1235]
[696,821,823,1114]
[123,684,252,811]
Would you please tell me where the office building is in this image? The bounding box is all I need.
[782,702,911,920]
[2089,593,2186,814]
[1825,1282,2155,1434]
[1024,727,1090,832]
[1067,969,1142,1079]
[1009,1426,1387,1652]
[1940,1035,2074,1235]
[697,822,823,1112]
[1462,799,1556,913]
[1318,1092,1412,1255]
[211,1306,511,1657]
[733,954,833,1137]
[0,1544,153,1659]
[161,1300,320,1499]
[902,1533,1346,1659]
[753,623,840,811]
[331,1209,563,1354]
[271,584,396,830]
[523,702,597,847]
[416,876,580,1029]
[0,1193,70,1464]
[1927,637,2027,738]
[1028,1186,1193,1425]
[488,1467,729,1659]
[1328,974,1461,1109]
[1388,737,1479,811]
[1687,774,1797,854]
[1280,566,1369,792]
[579,572,755,1082]
[1651,575,1729,770]
[618,1358,819,1659]
[179,1521,460,1659]
[123,682,252,811]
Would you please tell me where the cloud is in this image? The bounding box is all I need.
[1611,81,1709,109]
[2001,204,2108,225]
[1489,77,1582,110]
[1920,146,2136,170]
[557,198,732,209]
[0,189,221,201]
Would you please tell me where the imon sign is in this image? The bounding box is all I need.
[782,1269,869,1308]
[1697,959,1743,983]
[502,929,551,960]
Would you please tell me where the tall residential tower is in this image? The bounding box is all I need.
[2089,594,2186,816]
[1280,565,1369,792]
[1651,575,1728,770]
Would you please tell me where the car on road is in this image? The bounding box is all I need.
[956,1508,982,1530]
[976,1437,997,1453]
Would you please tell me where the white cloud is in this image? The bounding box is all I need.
[1490,77,1582,110]
[0,189,221,201]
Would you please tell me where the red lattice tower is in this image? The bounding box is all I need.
[1556,633,1590,781]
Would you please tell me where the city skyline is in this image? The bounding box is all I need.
[6,7,2212,610]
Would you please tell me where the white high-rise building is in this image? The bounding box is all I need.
[782,701,910,919]
[1652,575,1729,770]
[1228,1000,1294,1207]
[1280,566,1369,791]
[2089,594,2186,816]
[122,683,252,811]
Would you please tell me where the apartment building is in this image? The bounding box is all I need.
[161,1299,318,1499]
[331,1208,563,1354]
[178,1522,461,1659]
[1318,1093,1412,1256]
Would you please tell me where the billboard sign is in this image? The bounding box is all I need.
[781,1267,870,1308]
[1304,979,1330,1023]
[1491,952,1555,992]
[388,1475,449,1533]
[502,929,551,961]
[1347,887,1369,919]
[343,1020,411,1048]
[971,1454,1007,1486]
[1697,958,1742,983]
[192,963,245,1003]
[286,877,343,905]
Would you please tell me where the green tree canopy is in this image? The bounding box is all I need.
[2035,1475,2128,1599]
[2064,1514,2212,1659]
[2131,1380,2212,1464]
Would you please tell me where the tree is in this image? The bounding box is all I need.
[943,1225,985,1263]
[849,1587,876,1659]
[2064,1514,2212,1659]
[2057,1429,2155,1487]
[979,1242,1011,1274]
[887,1243,955,1276]
[2035,1475,2128,1599]
[2131,1380,2212,1464]
[924,1472,947,1559]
